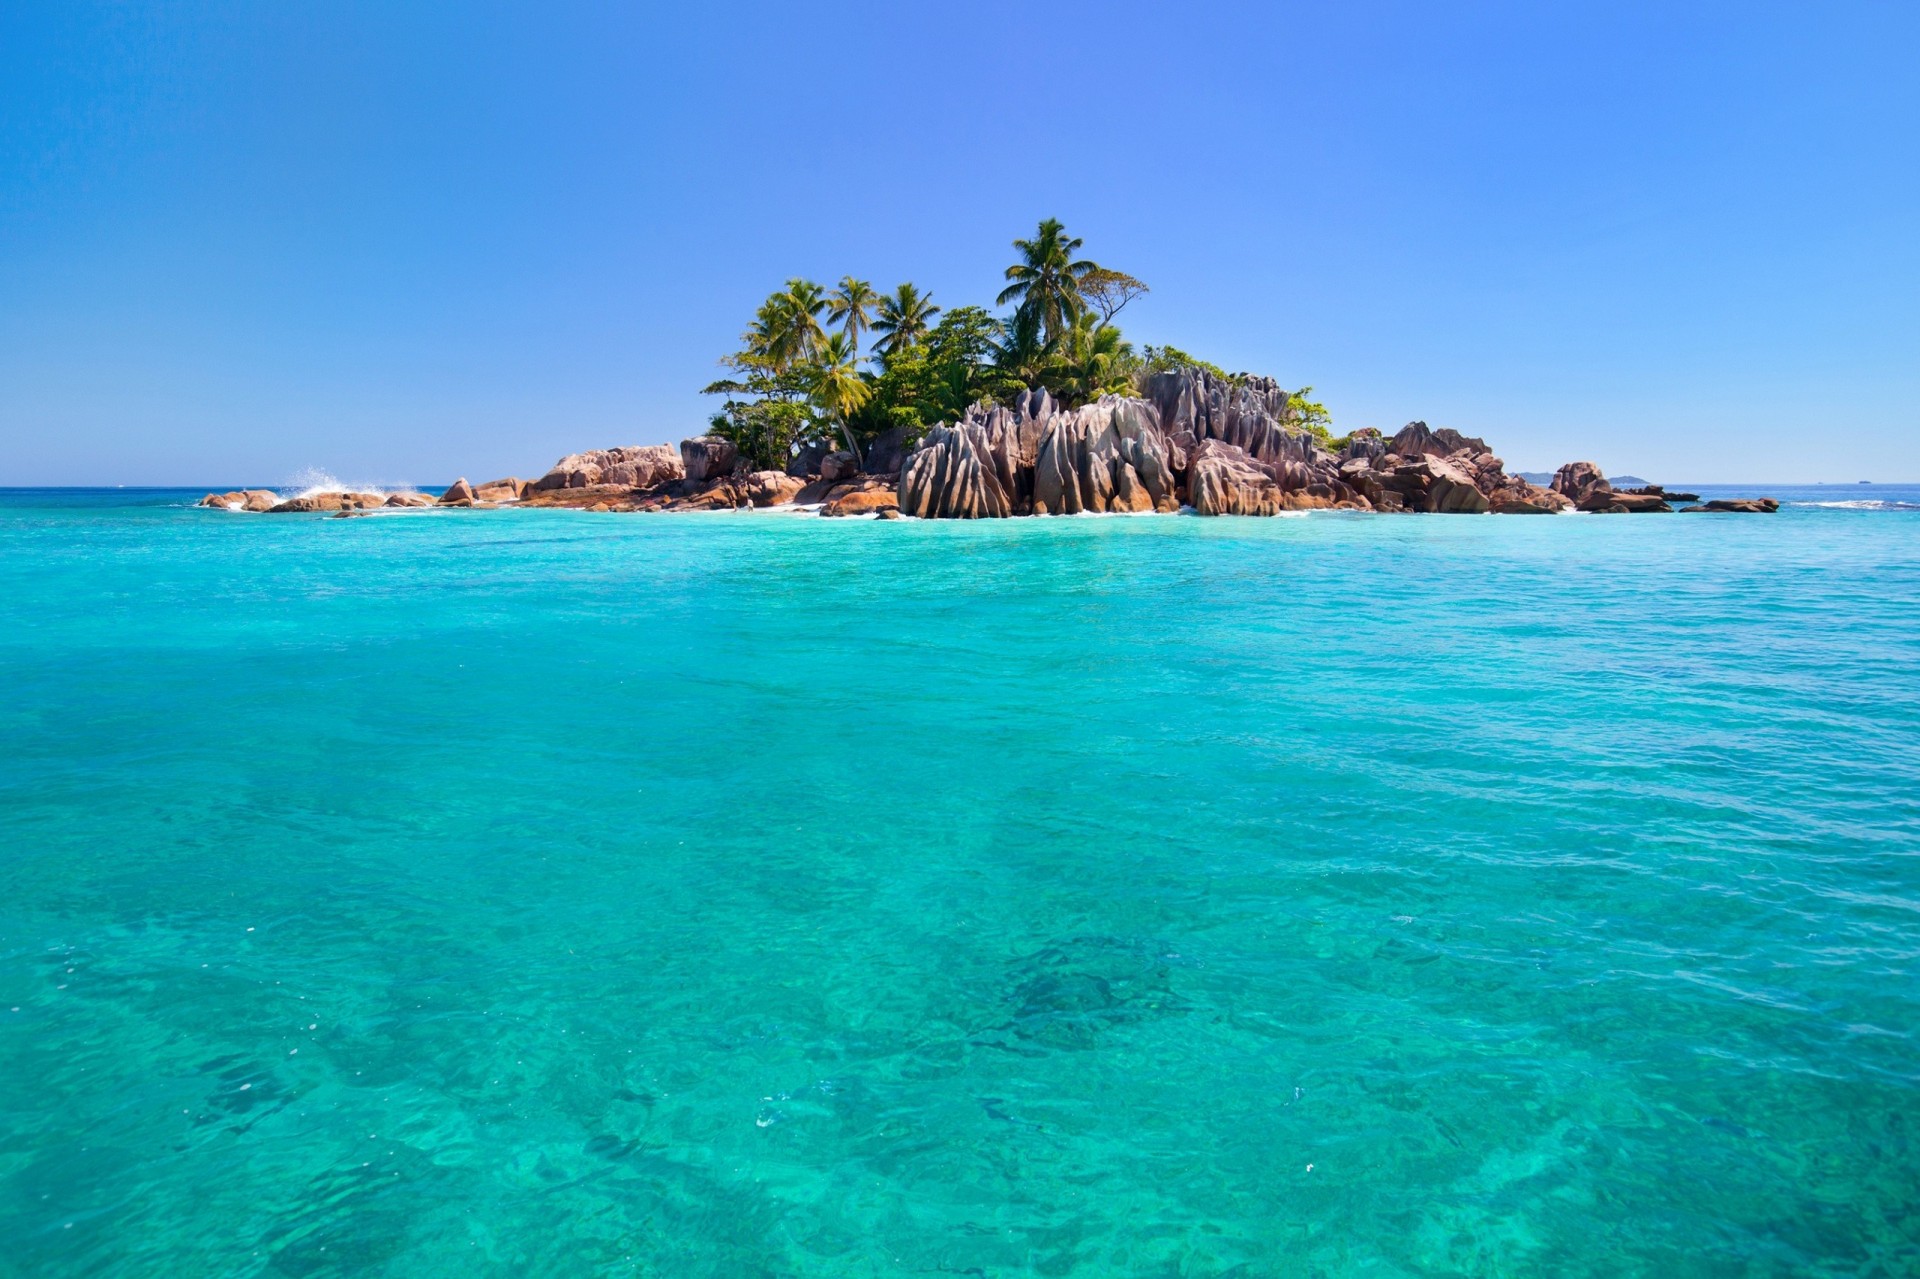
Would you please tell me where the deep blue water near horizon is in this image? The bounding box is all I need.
[2,488,1917,1277]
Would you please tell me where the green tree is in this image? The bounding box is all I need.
[996,217,1099,343]
[811,331,873,455]
[1079,267,1149,323]
[1286,386,1335,448]
[870,282,940,364]
[826,276,880,354]
[749,278,828,370]
[1055,313,1135,407]
[991,306,1058,389]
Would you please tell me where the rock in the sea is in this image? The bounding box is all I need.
[198,489,281,512]
[1682,498,1780,513]
[534,445,683,491]
[268,491,387,513]
[1488,480,1573,514]
[898,423,1013,518]
[1551,462,1610,504]
[1031,395,1180,515]
[1187,439,1286,516]
[439,478,476,504]
[1579,489,1671,513]
[384,491,436,507]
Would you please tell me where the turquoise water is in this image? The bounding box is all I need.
[2,488,1917,1277]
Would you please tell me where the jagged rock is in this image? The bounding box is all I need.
[1032,396,1179,515]
[1388,421,1490,460]
[678,437,738,485]
[738,471,805,507]
[821,478,900,517]
[439,478,476,504]
[198,489,280,512]
[863,427,912,476]
[898,423,1013,518]
[1683,498,1779,513]
[534,445,682,491]
[471,478,526,503]
[819,449,860,482]
[1551,462,1610,504]
[786,442,828,478]
[1187,440,1286,516]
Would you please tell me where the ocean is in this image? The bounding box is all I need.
[2,486,1916,1277]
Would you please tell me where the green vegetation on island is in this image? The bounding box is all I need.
[702,219,1335,470]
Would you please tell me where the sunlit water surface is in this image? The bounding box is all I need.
[2,487,1917,1277]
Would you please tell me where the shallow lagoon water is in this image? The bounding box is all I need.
[1,488,1917,1277]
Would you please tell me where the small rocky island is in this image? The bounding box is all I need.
[199,366,1777,520]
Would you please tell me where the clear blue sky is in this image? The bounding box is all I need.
[2,1,1914,486]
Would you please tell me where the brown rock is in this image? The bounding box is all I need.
[1187,439,1286,516]
[819,449,860,482]
[472,478,526,503]
[267,491,386,513]
[679,436,739,484]
[534,445,683,491]
[738,471,806,507]
[1682,498,1780,513]
[384,491,436,507]
[440,478,476,504]
[820,479,900,517]
[1550,462,1610,504]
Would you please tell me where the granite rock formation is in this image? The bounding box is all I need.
[535,445,683,491]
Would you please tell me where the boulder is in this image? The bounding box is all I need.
[534,445,682,491]
[819,449,860,482]
[678,437,738,485]
[664,481,741,512]
[1031,396,1180,515]
[898,423,1013,518]
[786,441,828,478]
[518,484,641,509]
[1580,490,1671,513]
[1682,498,1780,513]
[439,478,476,504]
[1387,421,1490,460]
[268,491,386,513]
[738,471,806,507]
[1187,440,1286,516]
[384,491,436,507]
[862,426,912,476]
[1488,479,1573,514]
[821,479,900,517]
[472,478,526,503]
[199,489,280,512]
[1550,462,1610,504]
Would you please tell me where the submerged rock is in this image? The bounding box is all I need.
[1683,498,1780,513]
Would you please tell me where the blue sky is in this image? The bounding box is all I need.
[2,1,1914,485]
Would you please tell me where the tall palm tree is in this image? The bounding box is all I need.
[826,277,880,354]
[811,331,872,455]
[870,283,941,363]
[1057,313,1135,407]
[991,306,1057,389]
[748,278,828,371]
[996,218,1099,343]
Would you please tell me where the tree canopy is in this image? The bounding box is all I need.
[700,219,1336,469]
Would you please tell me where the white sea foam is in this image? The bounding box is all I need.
[282,468,395,499]
[1790,499,1920,511]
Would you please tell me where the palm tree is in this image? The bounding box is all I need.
[870,283,941,363]
[811,331,872,455]
[748,278,828,371]
[826,277,880,354]
[1057,313,1135,406]
[991,306,1056,389]
[996,217,1099,343]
